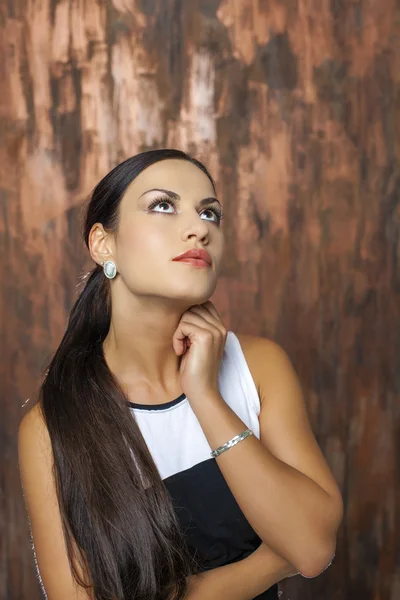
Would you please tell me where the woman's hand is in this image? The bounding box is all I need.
[173,301,227,402]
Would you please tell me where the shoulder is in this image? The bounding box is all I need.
[18,401,50,457]
[18,401,49,451]
[234,332,283,357]
[18,401,54,496]
[234,333,293,405]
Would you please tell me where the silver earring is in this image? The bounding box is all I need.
[102,260,117,279]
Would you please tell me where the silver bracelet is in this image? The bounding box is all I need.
[210,429,253,458]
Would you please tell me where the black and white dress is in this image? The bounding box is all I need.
[27,331,278,599]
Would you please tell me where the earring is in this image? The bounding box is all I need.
[101,260,117,279]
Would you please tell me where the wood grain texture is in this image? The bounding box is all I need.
[1,1,399,598]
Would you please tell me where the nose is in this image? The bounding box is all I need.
[181,213,210,243]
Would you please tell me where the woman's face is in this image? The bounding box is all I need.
[110,159,225,305]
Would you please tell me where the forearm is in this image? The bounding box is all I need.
[183,545,296,600]
[190,394,341,574]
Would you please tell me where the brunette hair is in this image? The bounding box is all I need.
[39,149,216,599]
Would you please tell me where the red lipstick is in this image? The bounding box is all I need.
[172,248,212,268]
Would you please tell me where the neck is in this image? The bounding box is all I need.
[102,288,194,394]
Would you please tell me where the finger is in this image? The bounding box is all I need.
[200,301,223,325]
[187,305,217,327]
[172,321,215,355]
[178,312,222,338]
[188,304,225,334]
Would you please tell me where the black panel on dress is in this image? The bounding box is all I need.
[163,458,278,600]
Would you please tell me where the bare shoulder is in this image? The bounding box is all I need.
[18,401,50,460]
[234,332,283,358]
[19,399,43,428]
[234,333,288,405]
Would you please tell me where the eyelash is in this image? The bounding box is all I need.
[147,196,224,225]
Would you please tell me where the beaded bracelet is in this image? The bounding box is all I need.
[210,429,253,458]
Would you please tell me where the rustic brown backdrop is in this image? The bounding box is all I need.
[1,1,399,599]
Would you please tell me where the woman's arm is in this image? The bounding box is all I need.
[18,405,95,600]
[189,337,343,576]
[183,543,298,600]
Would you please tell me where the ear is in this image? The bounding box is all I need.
[88,223,115,266]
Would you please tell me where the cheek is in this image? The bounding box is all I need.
[116,220,171,271]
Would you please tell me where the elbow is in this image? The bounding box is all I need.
[299,492,342,579]
[297,546,336,579]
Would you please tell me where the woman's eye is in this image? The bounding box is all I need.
[201,209,219,222]
[152,201,173,213]
[148,198,223,224]
[147,198,177,215]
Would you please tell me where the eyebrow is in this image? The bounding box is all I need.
[139,188,221,208]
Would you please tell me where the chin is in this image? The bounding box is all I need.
[171,286,214,306]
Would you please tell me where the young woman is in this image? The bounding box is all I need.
[18,149,343,600]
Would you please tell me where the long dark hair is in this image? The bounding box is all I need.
[39,149,216,599]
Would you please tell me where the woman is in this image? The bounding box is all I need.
[18,149,343,600]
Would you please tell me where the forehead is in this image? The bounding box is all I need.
[123,159,216,202]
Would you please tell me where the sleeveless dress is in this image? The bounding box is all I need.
[127,330,278,600]
[27,331,278,599]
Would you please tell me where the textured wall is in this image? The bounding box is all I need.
[1,1,399,599]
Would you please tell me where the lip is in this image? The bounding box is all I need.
[172,248,212,267]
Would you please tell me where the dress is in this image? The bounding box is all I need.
[128,331,278,600]
[27,331,278,599]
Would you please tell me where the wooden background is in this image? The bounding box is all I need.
[1,1,399,598]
